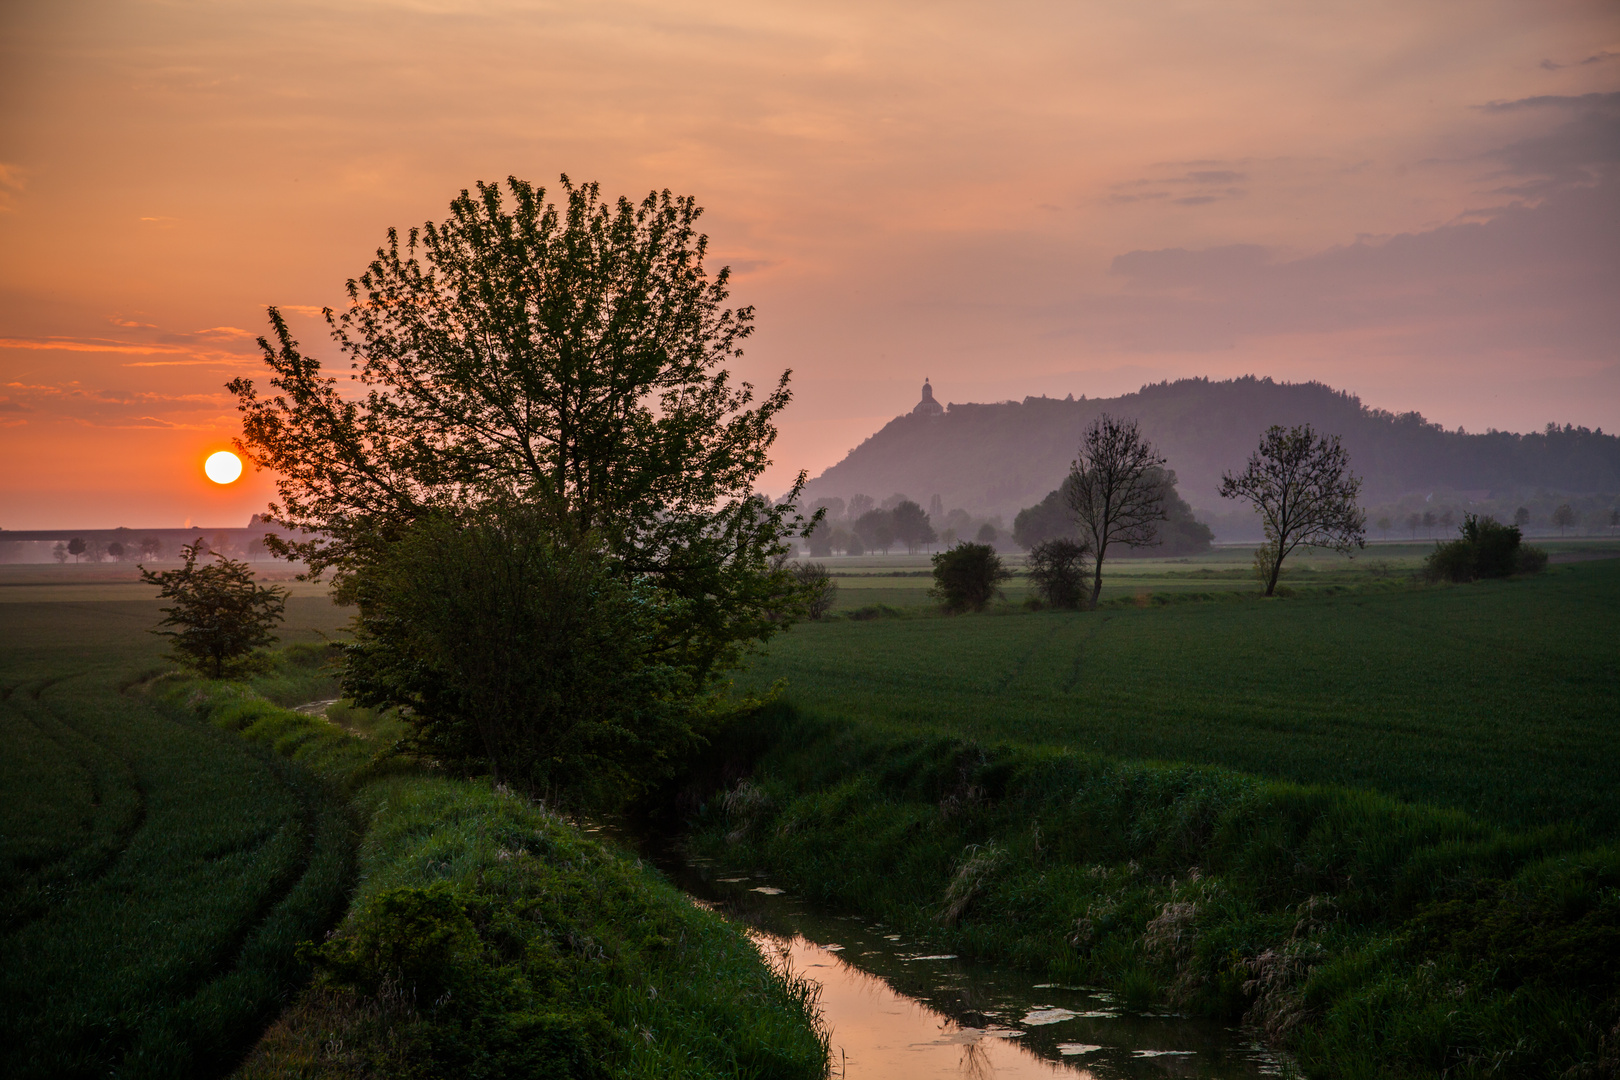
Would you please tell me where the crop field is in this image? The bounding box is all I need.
[736,555,1620,837]
[0,573,353,1078]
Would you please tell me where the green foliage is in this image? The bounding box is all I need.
[344,509,704,805]
[139,540,288,678]
[1026,538,1089,609]
[244,776,828,1080]
[1220,423,1366,596]
[231,175,811,683]
[929,542,1011,613]
[1424,513,1546,582]
[889,499,937,552]
[792,560,837,620]
[690,704,1619,1079]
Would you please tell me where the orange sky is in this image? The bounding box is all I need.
[2,0,1616,528]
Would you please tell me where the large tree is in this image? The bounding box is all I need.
[1065,414,1168,607]
[1219,424,1365,596]
[230,176,810,680]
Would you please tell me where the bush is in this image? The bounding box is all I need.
[344,508,700,807]
[140,540,288,678]
[793,561,837,619]
[1027,539,1090,609]
[930,542,1011,613]
[1424,514,1545,583]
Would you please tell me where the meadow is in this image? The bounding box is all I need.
[745,549,1620,837]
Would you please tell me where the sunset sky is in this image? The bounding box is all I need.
[1,0,1616,529]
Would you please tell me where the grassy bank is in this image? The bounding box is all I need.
[687,705,1620,1078]
[171,678,829,1080]
[735,559,1620,837]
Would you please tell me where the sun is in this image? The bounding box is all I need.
[205,450,243,484]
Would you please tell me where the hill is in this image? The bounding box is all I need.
[799,377,1620,538]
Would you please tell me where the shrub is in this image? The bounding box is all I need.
[793,560,837,619]
[930,542,1011,613]
[1424,514,1545,583]
[1027,538,1090,609]
[140,540,288,678]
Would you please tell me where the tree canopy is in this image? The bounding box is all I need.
[141,540,288,678]
[231,176,809,679]
[1219,423,1365,596]
[1066,414,1168,606]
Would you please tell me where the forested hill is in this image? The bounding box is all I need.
[800,377,1620,523]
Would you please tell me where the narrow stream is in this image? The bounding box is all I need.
[610,829,1289,1079]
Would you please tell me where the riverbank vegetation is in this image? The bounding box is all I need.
[685,558,1620,1077]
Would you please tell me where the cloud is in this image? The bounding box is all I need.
[1483,92,1620,195]
[1107,163,1250,206]
[1104,174,1618,355]
[0,337,186,355]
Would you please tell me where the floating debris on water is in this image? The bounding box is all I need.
[750,886,785,895]
[1021,1007,1078,1026]
[1057,1043,1104,1056]
[1134,1049,1196,1057]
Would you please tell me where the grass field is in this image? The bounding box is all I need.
[806,538,1620,611]
[0,584,354,1077]
[0,565,830,1079]
[735,555,1620,837]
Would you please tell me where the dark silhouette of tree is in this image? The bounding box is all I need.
[141,540,288,678]
[1406,512,1422,539]
[1219,423,1365,597]
[107,542,125,560]
[1513,506,1531,528]
[52,542,67,564]
[1551,503,1576,536]
[1609,508,1619,535]
[1014,468,1210,556]
[1376,516,1392,539]
[67,537,86,562]
[1066,414,1167,607]
[1424,514,1545,582]
[1422,510,1437,538]
[1027,539,1089,609]
[847,493,875,519]
[891,500,937,553]
[975,522,998,545]
[930,542,1010,613]
[855,508,896,553]
[230,175,809,686]
[140,536,163,559]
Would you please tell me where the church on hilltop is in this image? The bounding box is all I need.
[911,377,944,418]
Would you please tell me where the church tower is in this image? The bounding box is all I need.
[912,378,944,418]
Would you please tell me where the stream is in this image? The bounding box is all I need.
[606,828,1290,1079]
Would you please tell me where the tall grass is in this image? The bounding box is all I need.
[687,705,1619,1078]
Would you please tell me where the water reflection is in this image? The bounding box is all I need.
[661,855,1286,1079]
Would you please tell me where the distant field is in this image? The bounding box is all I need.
[0,585,351,1077]
[808,538,1620,611]
[736,556,1620,837]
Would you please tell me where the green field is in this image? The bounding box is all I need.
[738,554,1620,837]
[0,565,829,1079]
[0,580,353,1077]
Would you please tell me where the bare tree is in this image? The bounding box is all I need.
[1065,414,1167,607]
[1219,424,1365,597]
[1551,503,1576,537]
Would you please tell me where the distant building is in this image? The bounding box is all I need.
[912,378,944,418]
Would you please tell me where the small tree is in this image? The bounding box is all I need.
[107,542,125,560]
[1219,424,1365,597]
[1552,503,1576,536]
[1066,414,1167,607]
[975,522,998,545]
[52,542,67,564]
[793,560,837,620]
[891,500,937,553]
[67,537,86,562]
[1422,510,1437,538]
[141,540,288,678]
[930,542,1011,613]
[1513,506,1531,528]
[1609,508,1619,535]
[1027,538,1089,609]
[1375,516,1392,540]
[1406,512,1421,539]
